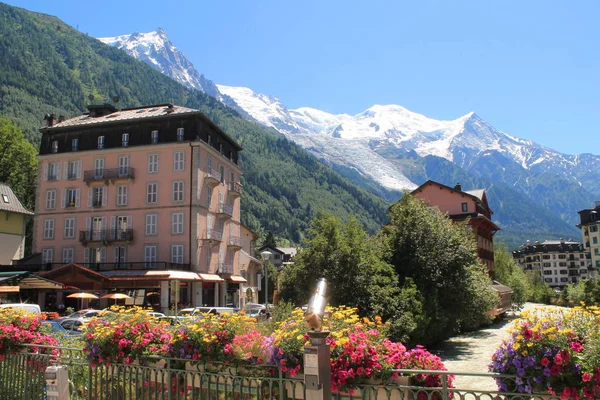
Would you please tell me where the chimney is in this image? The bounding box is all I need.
[453,183,462,192]
[165,104,175,114]
[58,115,66,123]
[43,114,56,127]
[560,237,565,244]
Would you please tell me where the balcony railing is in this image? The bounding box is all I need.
[47,174,58,181]
[218,263,233,275]
[228,236,242,249]
[83,168,135,183]
[65,201,77,208]
[200,229,222,243]
[228,182,242,197]
[204,168,222,186]
[217,202,233,219]
[0,262,190,272]
[79,229,134,244]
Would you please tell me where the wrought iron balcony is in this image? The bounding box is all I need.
[83,168,135,184]
[217,202,233,219]
[200,229,222,244]
[0,261,190,272]
[227,236,242,250]
[204,168,222,186]
[79,229,134,244]
[218,263,233,276]
[228,182,242,198]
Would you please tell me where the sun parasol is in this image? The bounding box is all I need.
[66,292,99,309]
[101,292,132,305]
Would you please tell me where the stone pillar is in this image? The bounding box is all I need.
[192,281,203,307]
[160,281,169,314]
[214,282,219,306]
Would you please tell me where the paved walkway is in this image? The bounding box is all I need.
[430,303,563,392]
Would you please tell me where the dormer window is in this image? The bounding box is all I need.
[151,130,159,144]
[177,128,184,142]
[122,133,129,147]
[72,138,79,152]
[52,141,58,153]
[98,136,105,149]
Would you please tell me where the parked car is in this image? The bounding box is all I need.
[147,312,166,318]
[56,309,110,322]
[41,320,82,336]
[179,307,237,317]
[0,303,41,314]
[243,303,270,321]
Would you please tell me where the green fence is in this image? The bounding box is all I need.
[0,346,557,400]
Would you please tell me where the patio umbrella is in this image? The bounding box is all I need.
[101,293,132,305]
[67,292,99,310]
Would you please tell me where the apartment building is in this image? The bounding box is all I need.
[411,180,500,278]
[512,239,592,288]
[578,201,600,271]
[31,103,244,311]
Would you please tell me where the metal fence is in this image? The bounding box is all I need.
[0,346,558,400]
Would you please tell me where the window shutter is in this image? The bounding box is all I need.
[84,248,89,264]
[86,217,91,232]
[101,247,106,262]
[101,216,107,231]
[110,216,116,237]
[127,215,133,230]
[88,188,92,207]
[56,163,61,181]
[43,163,48,181]
[77,160,82,178]
[113,247,119,263]
[61,189,66,208]
[63,162,68,179]
[102,187,108,206]
[75,189,80,208]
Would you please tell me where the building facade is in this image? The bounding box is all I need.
[0,184,33,264]
[31,103,244,311]
[512,239,592,288]
[411,181,500,278]
[578,201,600,271]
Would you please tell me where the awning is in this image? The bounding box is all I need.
[0,271,64,289]
[198,273,224,282]
[228,275,247,283]
[0,286,20,293]
[103,270,203,281]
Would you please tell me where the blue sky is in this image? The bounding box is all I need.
[7,0,600,155]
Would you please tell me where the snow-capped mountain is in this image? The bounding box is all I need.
[98,29,600,231]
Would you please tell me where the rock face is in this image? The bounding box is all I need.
[99,29,600,233]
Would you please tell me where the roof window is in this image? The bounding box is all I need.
[2,194,8,203]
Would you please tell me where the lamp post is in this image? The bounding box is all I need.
[260,250,272,306]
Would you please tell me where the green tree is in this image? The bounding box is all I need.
[261,231,277,249]
[526,270,556,304]
[380,192,497,346]
[0,118,37,254]
[494,245,531,311]
[279,212,398,316]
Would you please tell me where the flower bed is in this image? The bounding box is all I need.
[489,305,600,399]
[0,307,58,359]
[79,305,452,393]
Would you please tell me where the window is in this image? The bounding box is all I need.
[94,158,105,178]
[64,217,75,239]
[461,202,468,212]
[122,133,129,147]
[145,214,157,235]
[97,136,105,149]
[52,141,58,153]
[92,187,104,207]
[146,183,158,204]
[45,189,56,210]
[116,185,128,206]
[144,245,157,268]
[219,165,225,183]
[67,161,79,179]
[151,130,159,144]
[42,248,53,265]
[174,151,185,171]
[43,219,55,240]
[72,138,79,152]
[593,237,598,244]
[114,246,127,264]
[65,188,78,208]
[207,187,212,207]
[173,181,184,202]
[172,212,184,235]
[2,194,8,203]
[590,225,598,232]
[147,153,159,173]
[177,127,184,142]
[62,247,74,263]
[171,245,184,264]
[48,162,58,181]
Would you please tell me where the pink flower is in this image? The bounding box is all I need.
[583,372,592,382]
[570,341,583,353]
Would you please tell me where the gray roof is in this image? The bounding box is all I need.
[0,184,33,216]
[44,104,199,130]
[464,189,485,201]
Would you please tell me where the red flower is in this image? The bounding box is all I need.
[550,365,561,375]
[583,372,592,382]
[541,357,550,367]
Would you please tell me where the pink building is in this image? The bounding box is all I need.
[31,103,245,312]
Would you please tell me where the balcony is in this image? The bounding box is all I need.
[0,261,190,273]
[200,229,222,245]
[218,263,233,277]
[217,202,233,219]
[204,168,222,186]
[228,182,242,198]
[79,229,134,245]
[83,168,135,184]
[227,235,242,250]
